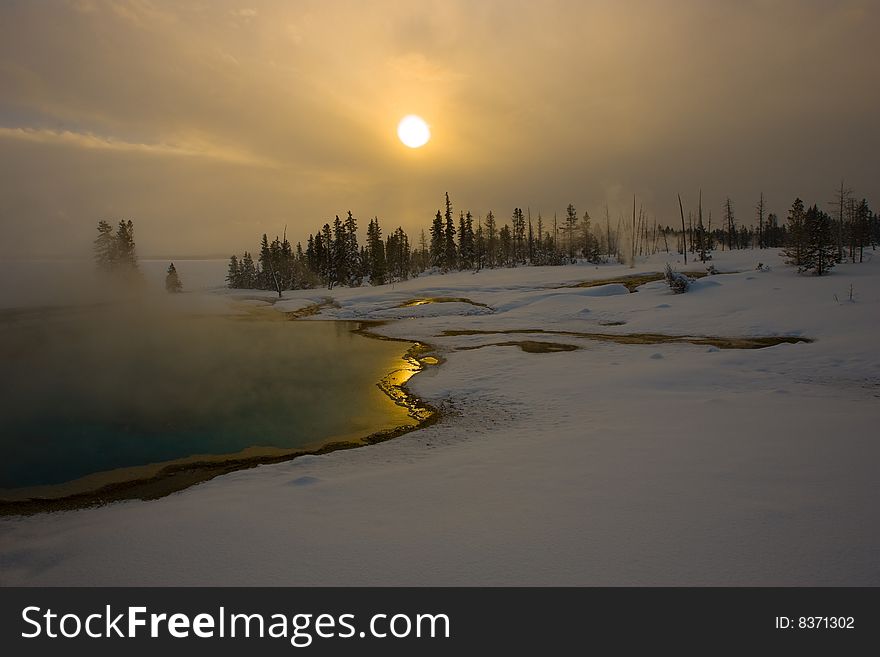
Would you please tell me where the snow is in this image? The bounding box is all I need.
[1,248,879,585]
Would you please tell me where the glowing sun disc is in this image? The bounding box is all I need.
[397,115,430,148]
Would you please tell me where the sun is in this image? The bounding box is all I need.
[397,115,430,148]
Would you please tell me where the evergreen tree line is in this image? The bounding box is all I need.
[675,186,877,265]
[226,194,611,291]
[780,198,866,276]
[226,188,878,291]
[93,219,185,292]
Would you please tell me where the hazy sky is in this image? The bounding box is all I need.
[1,0,878,257]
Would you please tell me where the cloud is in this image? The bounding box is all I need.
[0,0,878,257]
[0,126,278,167]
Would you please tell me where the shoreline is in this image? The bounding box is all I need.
[0,320,441,517]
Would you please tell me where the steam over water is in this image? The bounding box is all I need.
[0,297,415,490]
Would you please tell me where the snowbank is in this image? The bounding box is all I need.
[1,248,879,585]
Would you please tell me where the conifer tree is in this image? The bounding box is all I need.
[458,211,475,270]
[580,210,601,262]
[165,262,183,293]
[499,224,512,266]
[367,217,387,285]
[386,226,410,281]
[94,220,116,271]
[474,217,486,271]
[358,245,369,280]
[852,199,871,263]
[429,211,444,268]
[756,192,766,249]
[694,199,708,263]
[114,220,138,272]
[535,213,545,265]
[415,228,429,273]
[320,223,335,288]
[564,204,578,261]
[344,211,361,286]
[332,215,348,287]
[306,234,317,274]
[765,213,781,248]
[512,208,526,263]
[443,196,457,270]
[258,234,273,289]
[527,210,535,265]
[226,255,241,288]
[313,232,326,284]
[240,252,257,288]
[802,204,836,275]
[782,198,807,271]
[280,231,294,289]
[485,210,498,267]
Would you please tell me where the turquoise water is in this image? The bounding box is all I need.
[0,302,414,490]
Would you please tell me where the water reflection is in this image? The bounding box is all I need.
[0,300,417,492]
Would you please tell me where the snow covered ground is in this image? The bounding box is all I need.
[1,248,879,585]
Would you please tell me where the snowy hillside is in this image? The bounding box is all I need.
[1,248,879,585]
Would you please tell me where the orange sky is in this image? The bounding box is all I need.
[1,0,878,257]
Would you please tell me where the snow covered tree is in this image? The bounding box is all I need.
[664,263,690,293]
[165,262,183,293]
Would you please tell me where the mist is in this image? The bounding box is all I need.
[0,286,412,489]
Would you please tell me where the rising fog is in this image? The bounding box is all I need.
[0,283,411,488]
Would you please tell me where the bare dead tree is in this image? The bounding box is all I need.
[678,193,687,265]
[631,195,637,267]
[830,180,853,263]
[605,203,612,258]
[756,192,766,249]
[615,213,623,262]
[723,197,736,250]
